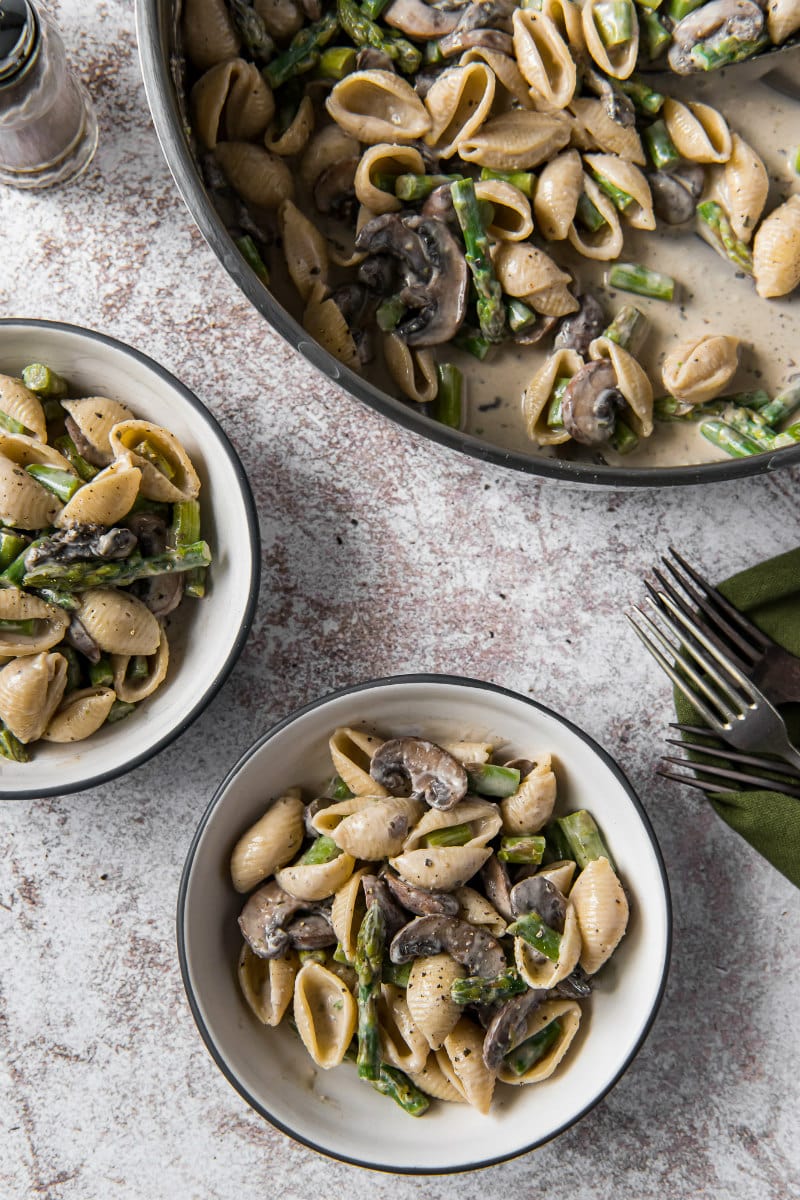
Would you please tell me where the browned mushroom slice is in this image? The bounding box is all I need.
[553,965,593,999]
[284,910,337,950]
[385,0,463,38]
[479,856,514,922]
[437,27,513,57]
[648,166,705,226]
[561,359,623,447]
[509,875,567,932]
[389,915,507,976]
[314,157,359,217]
[383,868,461,917]
[554,294,606,355]
[239,880,316,958]
[362,873,408,937]
[668,0,764,74]
[482,987,546,1071]
[370,735,469,808]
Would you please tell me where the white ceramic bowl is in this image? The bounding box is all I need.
[0,319,259,799]
[178,675,671,1173]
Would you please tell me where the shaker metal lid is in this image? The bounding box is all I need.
[0,0,37,84]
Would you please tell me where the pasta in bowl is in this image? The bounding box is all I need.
[178,675,670,1171]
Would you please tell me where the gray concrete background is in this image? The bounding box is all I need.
[1,3,798,1196]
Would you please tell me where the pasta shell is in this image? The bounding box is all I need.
[238,943,299,1026]
[459,109,571,171]
[355,143,425,216]
[310,796,376,834]
[512,9,576,111]
[329,726,389,796]
[534,148,582,240]
[0,651,68,743]
[660,334,740,404]
[662,98,731,165]
[569,855,629,974]
[41,686,116,743]
[514,900,581,988]
[230,787,305,893]
[753,195,800,300]
[767,0,800,42]
[181,0,240,71]
[279,199,329,303]
[454,886,506,936]
[474,179,534,242]
[75,588,161,656]
[214,141,294,208]
[326,70,432,144]
[111,627,169,703]
[275,851,355,901]
[500,754,557,833]
[265,95,314,157]
[61,396,133,464]
[434,1047,468,1101]
[255,0,303,40]
[493,242,576,316]
[439,740,494,764]
[300,126,360,192]
[406,953,464,1050]
[191,59,275,150]
[403,798,503,851]
[303,282,360,371]
[721,134,768,244]
[584,152,655,231]
[0,433,73,471]
[55,457,141,529]
[459,48,533,109]
[588,335,654,436]
[407,1055,466,1102]
[384,334,438,404]
[0,588,69,656]
[424,63,495,159]
[0,375,46,441]
[442,1019,495,1114]
[330,866,370,961]
[0,455,62,528]
[567,175,624,260]
[582,0,638,79]
[569,97,645,164]
[523,347,583,446]
[542,0,586,49]
[539,859,576,893]
[389,846,492,891]
[331,797,424,860]
[109,420,200,503]
[293,961,357,1068]
[379,983,429,1073]
[496,999,581,1085]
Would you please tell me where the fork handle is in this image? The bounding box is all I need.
[753,655,800,705]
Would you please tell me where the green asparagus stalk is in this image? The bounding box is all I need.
[21,541,212,591]
[774,423,800,448]
[1,537,44,585]
[575,191,607,232]
[298,948,328,965]
[228,0,276,60]
[720,404,778,447]
[53,435,99,481]
[171,500,201,545]
[433,363,463,429]
[543,820,575,864]
[62,645,83,692]
[506,911,562,962]
[591,171,635,213]
[758,380,800,427]
[451,178,506,343]
[0,409,31,436]
[690,34,769,71]
[547,376,572,428]
[503,1018,562,1075]
[362,0,393,18]
[106,700,136,724]
[382,960,412,988]
[0,721,28,761]
[0,618,35,635]
[25,464,82,503]
[315,44,357,79]
[618,75,664,114]
[132,437,176,480]
[337,0,421,73]
[635,0,663,9]
[643,119,680,170]
[453,331,492,361]
[639,8,671,56]
[264,12,339,88]
[497,835,546,865]
[299,835,342,865]
[372,1064,430,1116]
[608,262,675,301]
[423,823,473,848]
[479,168,536,198]
[556,810,614,869]
[451,968,528,1006]
[333,942,351,965]
[602,304,648,355]
[653,395,722,421]
[89,656,114,688]
[665,0,703,19]
[610,418,639,454]
[21,363,68,397]
[326,774,354,800]
[593,0,634,47]
[376,296,407,332]
[355,902,385,1081]
[235,235,270,286]
[700,418,761,457]
[126,655,150,681]
[696,201,753,274]
[394,172,462,202]
[466,763,520,797]
[507,298,537,333]
[0,532,27,573]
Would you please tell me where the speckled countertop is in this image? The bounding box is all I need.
[1,3,799,1197]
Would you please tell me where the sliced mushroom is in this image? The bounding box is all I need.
[370,735,468,809]
[133,573,185,618]
[124,511,167,556]
[314,157,359,217]
[553,965,593,999]
[479,856,514,922]
[239,881,332,958]
[648,165,705,225]
[284,910,336,950]
[554,293,606,355]
[64,416,107,469]
[509,875,567,932]
[25,524,137,570]
[65,615,101,664]
[362,873,408,937]
[482,987,546,1071]
[355,46,396,71]
[421,183,457,226]
[437,27,513,56]
[561,360,623,447]
[304,795,337,837]
[385,0,462,38]
[383,868,461,916]
[668,0,765,74]
[389,915,506,976]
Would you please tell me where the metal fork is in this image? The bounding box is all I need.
[648,548,800,706]
[659,727,800,798]
[627,592,800,773]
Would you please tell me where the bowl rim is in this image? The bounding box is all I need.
[0,316,261,800]
[177,672,673,1174]
[134,0,800,489]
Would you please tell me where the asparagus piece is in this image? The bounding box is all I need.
[433,363,463,429]
[721,404,778,447]
[451,968,528,1006]
[575,191,607,232]
[653,395,722,421]
[337,0,421,73]
[635,0,663,10]
[326,774,354,800]
[556,810,614,869]
[792,147,800,176]
[376,296,407,332]
[235,235,270,286]
[423,823,473,848]
[497,835,546,865]
[0,532,27,573]
[690,34,769,71]
[610,417,639,454]
[0,409,31,436]
[479,167,536,198]
[696,201,753,274]
[451,178,506,342]
[506,911,562,962]
[126,655,150,681]
[21,363,68,397]
[774,423,800,448]
[504,1018,562,1075]
[22,541,212,590]
[618,76,664,115]
[107,700,136,724]
[264,13,339,88]
[382,960,412,988]
[608,262,675,301]
[466,763,520,797]
[299,835,342,865]
[228,0,275,60]
[171,501,206,602]
[700,418,761,457]
[453,331,491,361]
[38,583,76,609]
[602,304,648,355]
[1,537,45,585]
[25,464,82,503]
[0,619,35,635]
[132,437,175,480]
[62,645,83,692]
[333,942,351,965]
[355,902,385,1081]
[759,380,800,427]
[507,299,537,334]
[372,1064,430,1117]
[644,119,680,170]
[593,0,634,46]
[315,45,357,79]
[547,376,571,428]
[640,8,671,56]
[298,949,328,965]
[665,0,703,19]
[0,721,28,762]
[543,820,575,864]
[89,656,114,688]
[591,170,635,213]
[53,434,99,481]
[362,0,392,18]
[394,173,461,202]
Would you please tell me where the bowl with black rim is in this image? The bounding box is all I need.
[0,318,259,799]
[178,673,671,1172]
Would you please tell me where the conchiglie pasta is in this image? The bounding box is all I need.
[442,1019,496,1113]
[567,175,624,261]
[275,849,355,901]
[500,754,557,833]
[460,47,532,110]
[330,797,424,859]
[330,866,370,961]
[581,0,638,78]
[474,179,534,242]
[493,242,576,316]
[514,900,581,988]
[534,149,583,240]
[721,134,768,243]
[569,97,645,164]
[406,953,464,1050]
[0,588,69,656]
[512,9,577,111]
[111,628,170,702]
[326,70,432,144]
[191,58,275,150]
[459,109,571,171]
[383,334,439,404]
[182,0,240,70]
[214,141,295,208]
[407,1056,466,1103]
[424,63,496,158]
[569,855,629,974]
[238,944,299,1026]
[54,457,141,528]
[61,396,134,465]
[329,726,389,796]
[767,0,800,42]
[355,143,425,216]
[75,588,161,656]
[523,347,583,446]
[109,420,200,503]
[454,886,506,936]
[230,787,305,893]
[584,153,655,230]
[0,433,74,471]
[496,999,581,1084]
[753,196,800,300]
[293,961,357,1068]
[265,95,314,157]
[41,686,116,743]
[378,984,429,1073]
[303,282,361,371]
[660,334,740,405]
[0,651,68,743]
[588,335,654,436]
[662,98,732,164]
[0,375,46,441]
[279,199,329,303]
[0,454,63,529]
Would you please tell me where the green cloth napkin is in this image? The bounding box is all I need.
[674,547,800,889]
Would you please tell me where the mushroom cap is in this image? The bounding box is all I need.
[479,856,514,922]
[509,874,567,931]
[482,986,546,1071]
[383,868,461,917]
[389,914,507,976]
[668,0,764,73]
[553,293,606,355]
[561,359,622,446]
[370,736,468,809]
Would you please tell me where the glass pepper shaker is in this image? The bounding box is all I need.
[0,0,98,189]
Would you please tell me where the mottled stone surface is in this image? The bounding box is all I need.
[1,3,799,1197]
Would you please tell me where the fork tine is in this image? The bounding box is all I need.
[660,754,800,797]
[669,722,721,736]
[664,736,800,780]
[640,599,740,721]
[666,547,771,653]
[653,590,759,709]
[649,567,752,672]
[627,610,726,729]
[656,768,734,795]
